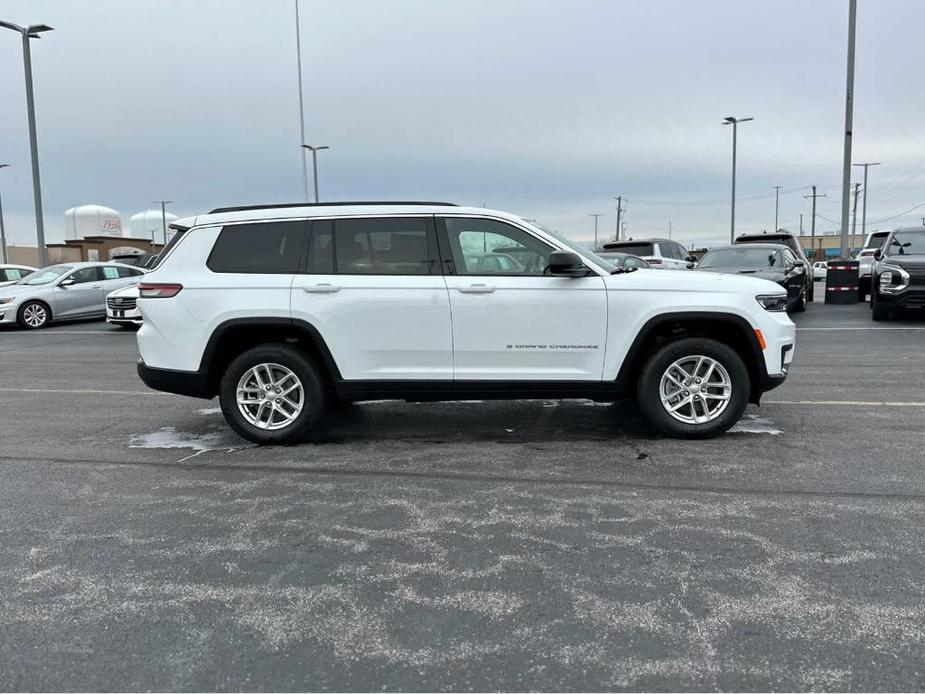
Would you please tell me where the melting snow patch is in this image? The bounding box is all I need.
[130,427,249,461]
[729,414,783,435]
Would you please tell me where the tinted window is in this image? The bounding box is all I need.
[445,217,553,275]
[604,243,653,256]
[333,217,434,275]
[306,220,334,273]
[69,267,101,284]
[625,256,648,269]
[207,222,303,274]
[116,266,143,278]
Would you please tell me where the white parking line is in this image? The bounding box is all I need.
[766,399,925,407]
[796,326,925,331]
[0,387,167,396]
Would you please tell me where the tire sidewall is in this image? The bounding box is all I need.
[219,344,326,444]
[637,337,750,439]
[17,300,50,330]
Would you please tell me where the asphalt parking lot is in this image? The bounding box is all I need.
[1,294,924,691]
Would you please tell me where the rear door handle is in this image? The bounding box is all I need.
[301,283,341,294]
[458,283,496,294]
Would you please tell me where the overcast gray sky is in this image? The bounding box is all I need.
[2,0,924,247]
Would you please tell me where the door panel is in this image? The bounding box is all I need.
[52,267,105,317]
[291,217,453,380]
[440,216,608,381]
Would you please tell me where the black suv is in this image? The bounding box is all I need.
[735,231,814,302]
[871,227,925,321]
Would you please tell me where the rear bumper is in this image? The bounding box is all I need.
[137,359,212,399]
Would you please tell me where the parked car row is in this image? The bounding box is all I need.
[0,262,145,329]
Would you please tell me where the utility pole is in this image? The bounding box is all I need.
[723,116,755,243]
[293,0,310,201]
[800,213,804,235]
[851,182,861,244]
[773,185,782,231]
[614,196,623,242]
[153,200,173,245]
[853,162,880,241]
[839,0,858,258]
[804,186,826,261]
[590,214,602,250]
[668,220,672,240]
[0,164,9,264]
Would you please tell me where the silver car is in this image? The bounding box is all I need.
[0,262,145,329]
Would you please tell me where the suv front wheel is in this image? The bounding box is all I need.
[219,344,326,444]
[637,337,749,439]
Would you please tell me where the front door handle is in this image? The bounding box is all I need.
[92,284,102,288]
[301,283,341,294]
[458,283,496,294]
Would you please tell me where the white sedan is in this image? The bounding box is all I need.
[105,284,142,328]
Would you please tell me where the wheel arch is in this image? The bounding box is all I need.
[614,311,766,404]
[18,297,53,325]
[199,318,341,397]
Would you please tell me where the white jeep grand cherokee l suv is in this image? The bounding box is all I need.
[136,202,795,443]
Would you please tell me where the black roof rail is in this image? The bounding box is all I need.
[207,201,458,214]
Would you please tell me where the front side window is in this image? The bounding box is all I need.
[332,217,434,275]
[69,267,101,284]
[207,221,304,273]
[444,218,553,275]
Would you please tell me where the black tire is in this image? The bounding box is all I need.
[17,300,51,329]
[807,281,814,302]
[219,344,327,444]
[791,288,807,313]
[637,337,750,439]
[871,291,892,322]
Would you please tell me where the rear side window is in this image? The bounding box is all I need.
[608,243,653,256]
[116,266,143,278]
[101,266,120,279]
[207,221,304,274]
[332,217,435,275]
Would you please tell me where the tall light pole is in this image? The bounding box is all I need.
[723,116,754,243]
[614,196,623,242]
[590,214,601,249]
[301,145,329,202]
[853,162,880,241]
[1,20,53,267]
[0,164,9,264]
[153,200,173,245]
[293,0,310,202]
[773,185,782,230]
[839,0,858,258]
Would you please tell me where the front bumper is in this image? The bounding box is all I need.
[875,287,925,310]
[0,303,20,324]
[106,306,142,324]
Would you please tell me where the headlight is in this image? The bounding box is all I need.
[0,297,15,305]
[756,294,788,311]
[878,264,909,294]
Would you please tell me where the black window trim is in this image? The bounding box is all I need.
[301,215,441,277]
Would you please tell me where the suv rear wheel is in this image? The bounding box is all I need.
[637,337,749,439]
[219,344,326,444]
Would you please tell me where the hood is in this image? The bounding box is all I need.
[696,266,784,282]
[604,266,784,296]
[0,283,49,299]
[107,284,140,299]
[882,254,925,270]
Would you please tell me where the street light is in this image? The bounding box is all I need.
[0,164,9,264]
[0,19,53,267]
[722,116,754,243]
[301,145,330,202]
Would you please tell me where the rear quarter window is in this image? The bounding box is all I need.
[207,221,305,274]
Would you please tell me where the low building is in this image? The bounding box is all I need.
[797,231,865,260]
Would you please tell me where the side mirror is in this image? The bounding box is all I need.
[59,278,75,287]
[686,254,697,263]
[546,251,588,277]
[873,249,882,260]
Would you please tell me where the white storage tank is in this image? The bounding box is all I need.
[130,209,179,242]
[64,204,124,239]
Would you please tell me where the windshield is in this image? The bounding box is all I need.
[527,221,617,270]
[19,265,74,285]
[886,230,925,256]
[699,248,780,269]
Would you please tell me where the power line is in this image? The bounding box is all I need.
[626,185,810,206]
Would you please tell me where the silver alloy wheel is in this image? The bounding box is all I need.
[235,362,305,431]
[23,303,47,328]
[659,354,732,425]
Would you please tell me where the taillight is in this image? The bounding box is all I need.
[139,283,183,298]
